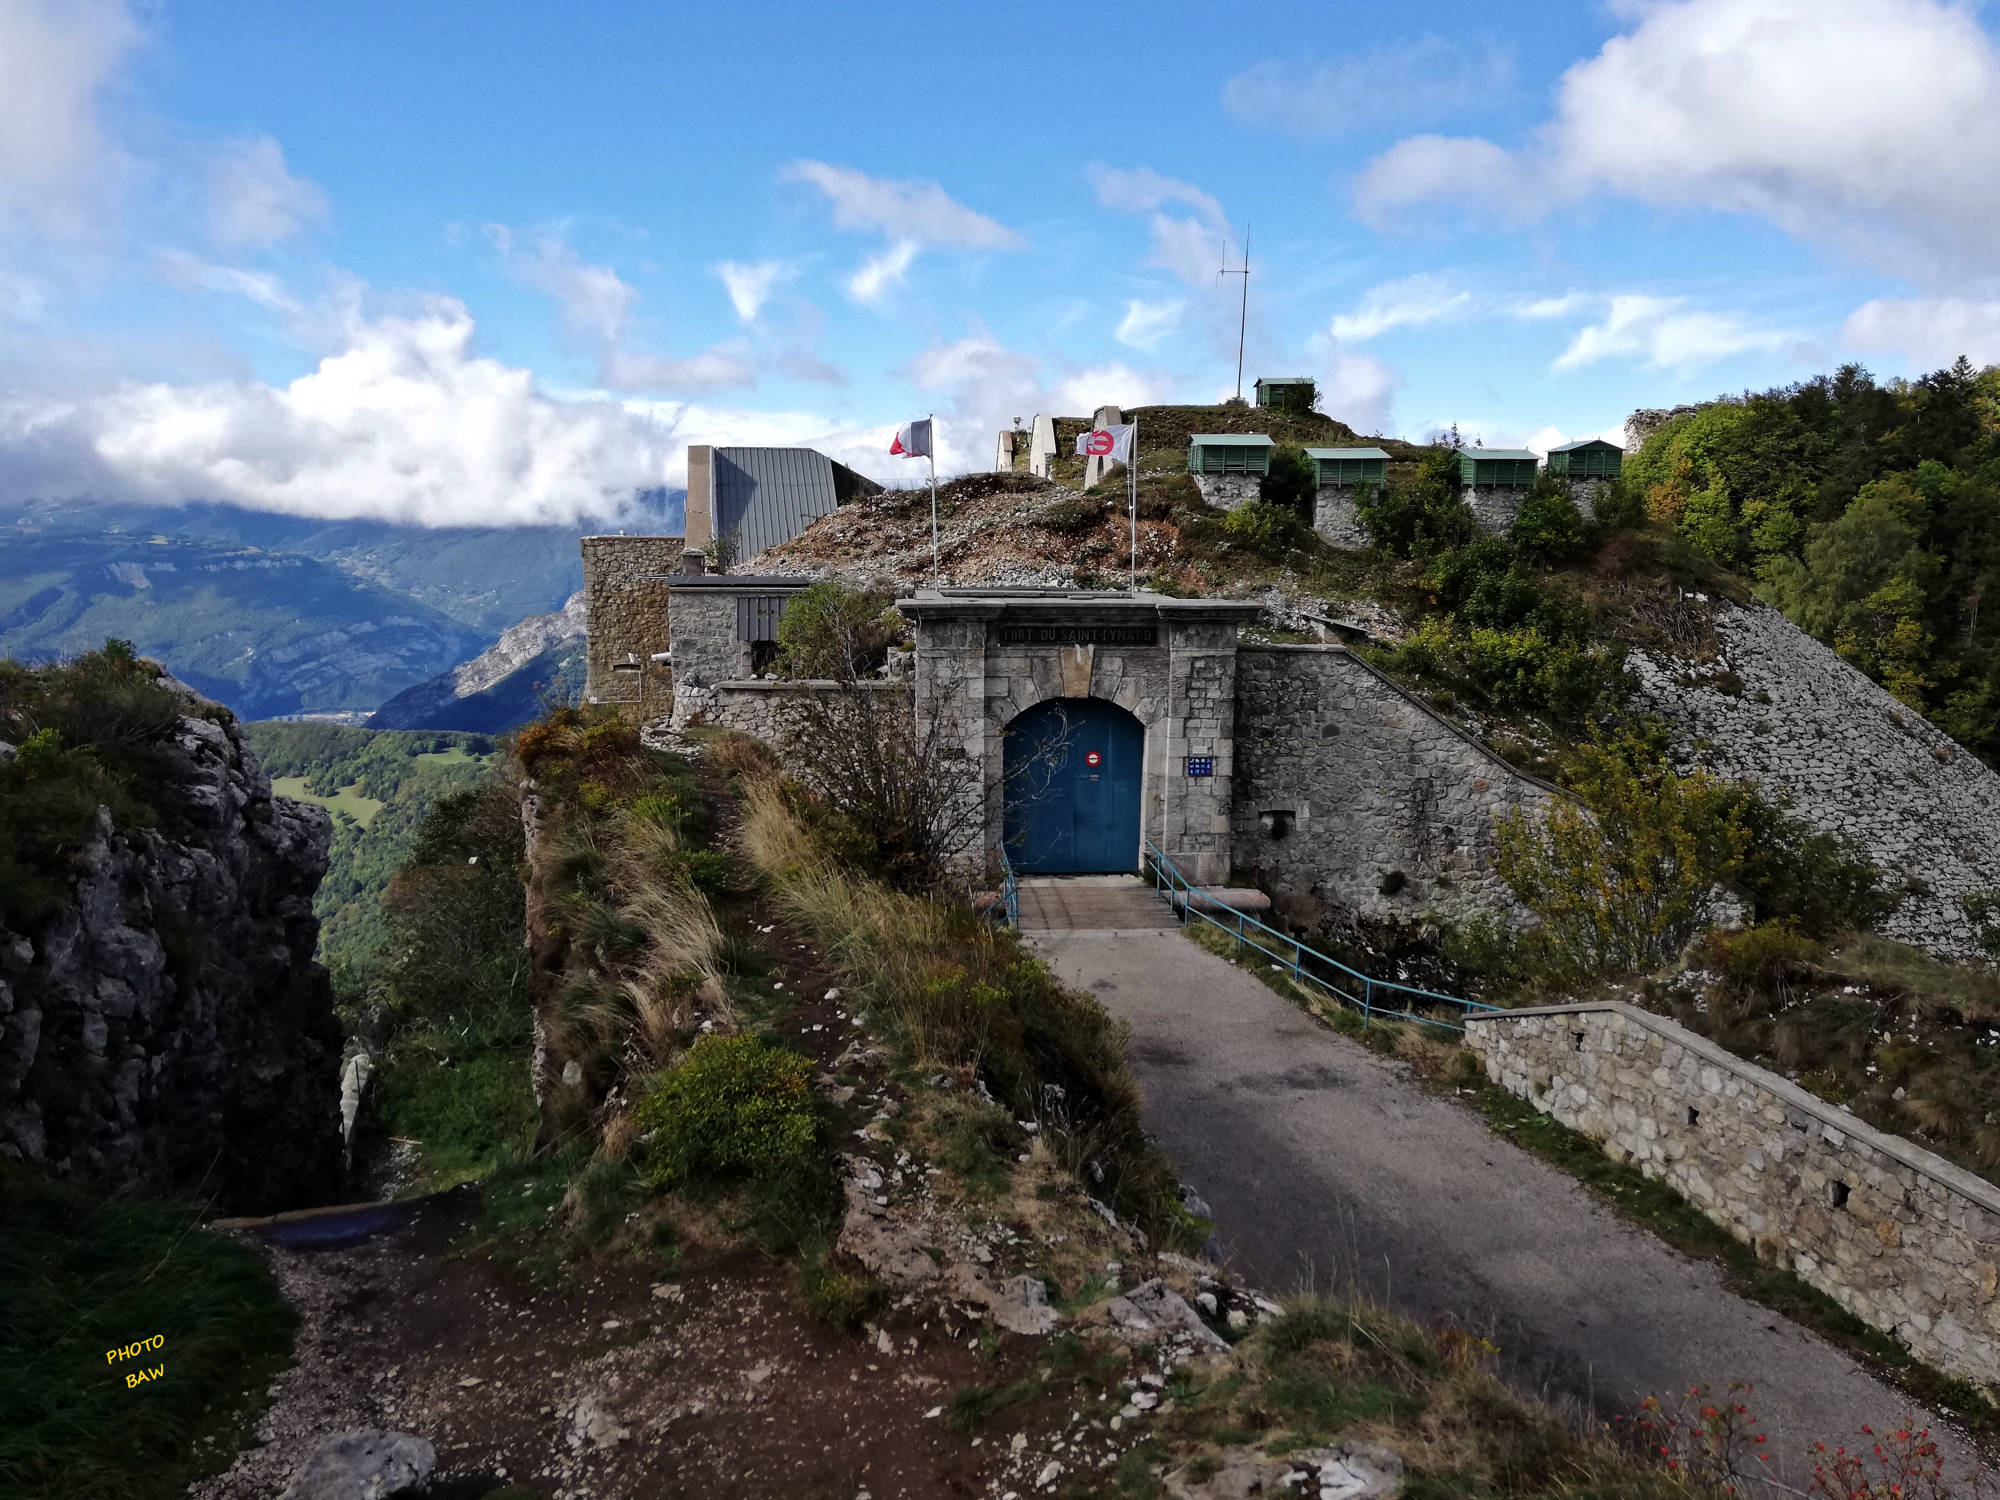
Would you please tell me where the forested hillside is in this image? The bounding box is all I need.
[1627,359,2000,760]
[244,723,497,980]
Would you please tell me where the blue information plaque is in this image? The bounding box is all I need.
[1185,756,1214,777]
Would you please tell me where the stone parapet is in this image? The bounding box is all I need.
[1467,1001,2000,1387]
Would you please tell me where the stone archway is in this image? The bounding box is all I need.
[1002,697,1145,874]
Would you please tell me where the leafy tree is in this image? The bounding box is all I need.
[1509,479,1592,565]
[1259,443,1316,520]
[774,581,901,680]
[1357,447,1475,558]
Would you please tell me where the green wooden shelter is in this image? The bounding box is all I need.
[1305,447,1389,487]
[1545,437,1624,479]
[1457,448,1539,488]
[1187,433,1275,476]
[1252,377,1315,410]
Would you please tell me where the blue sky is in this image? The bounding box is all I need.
[2,0,1997,526]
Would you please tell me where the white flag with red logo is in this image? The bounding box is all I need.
[889,418,933,458]
[1074,424,1134,464]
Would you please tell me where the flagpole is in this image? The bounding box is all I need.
[927,411,938,585]
[1129,415,1138,590]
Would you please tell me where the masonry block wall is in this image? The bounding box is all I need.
[1192,473,1262,511]
[1632,603,2000,958]
[1463,486,1529,535]
[581,535,683,720]
[1232,646,1556,922]
[1312,485,1370,549]
[1468,1002,2000,1387]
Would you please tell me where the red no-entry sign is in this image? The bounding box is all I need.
[1085,750,1102,767]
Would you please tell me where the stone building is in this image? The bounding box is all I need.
[1458,448,1541,534]
[1306,446,1389,549]
[622,562,1556,917]
[579,534,689,721]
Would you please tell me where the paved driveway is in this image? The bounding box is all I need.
[1028,923,1982,1489]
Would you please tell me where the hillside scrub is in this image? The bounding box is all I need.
[244,722,496,979]
[1624,359,2000,761]
[732,761,1205,1249]
[0,1169,296,1500]
[516,706,727,1146]
[0,641,209,924]
[1481,728,1886,991]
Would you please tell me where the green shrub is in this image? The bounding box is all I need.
[774,580,901,681]
[1357,448,1475,558]
[635,1034,822,1192]
[1708,924,1819,989]
[1223,500,1309,556]
[1259,444,1316,520]
[1509,482,1591,564]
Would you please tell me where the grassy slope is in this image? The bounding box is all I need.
[0,1172,295,1500]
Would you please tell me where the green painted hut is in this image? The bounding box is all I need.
[1252,376,1315,411]
[1457,448,1539,488]
[1305,447,1389,487]
[1186,433,1275,476]
[1545,437,1624,479]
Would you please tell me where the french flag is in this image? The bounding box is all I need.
[889,418,932,458]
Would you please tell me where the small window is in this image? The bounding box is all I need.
[1687,1106,1700,1128]
[748,640,780,675]
[1571,1031,1585,1052]
[1831,1180,1851,1209]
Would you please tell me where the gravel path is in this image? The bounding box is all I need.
[1029,923,1986,1492]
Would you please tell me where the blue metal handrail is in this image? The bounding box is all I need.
[997,843,1020,929]
[1142,839,1498,1033]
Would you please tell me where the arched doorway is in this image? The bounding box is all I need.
[1003,697,1145,874]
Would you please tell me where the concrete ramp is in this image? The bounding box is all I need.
[1016,876,1177,931]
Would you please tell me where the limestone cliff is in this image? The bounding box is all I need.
[368,589,586,731]
[0,681,343,1211]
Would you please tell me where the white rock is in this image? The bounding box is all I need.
[1036,1460,1064,1489]
[282,1431,435,1500]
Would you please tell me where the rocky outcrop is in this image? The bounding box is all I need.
[368,590,586,730]
[0,682,343,1211]
[1634,603,2000,958]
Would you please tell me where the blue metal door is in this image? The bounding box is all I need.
[1003,697,1144,874]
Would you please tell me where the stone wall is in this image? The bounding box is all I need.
[1192,473,1261,511]
[581,535,684,720]
[1312,484,1370,549]
[1463,485,1528,535]
[1633,602,2000,957]
[1467,1001,2000,1387]
[1232,646,1557,923]
[675,678,904,748]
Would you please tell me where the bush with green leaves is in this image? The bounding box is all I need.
[1509,480,1592,565]
[634,1034,830,1243]
[1258,443,1316,520]
[1387,616,1628,729]
[1223,499,1311,556]
[774,580,902,681]
[1356,447,1475,558]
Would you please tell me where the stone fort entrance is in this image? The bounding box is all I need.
[1003,697,1145,874]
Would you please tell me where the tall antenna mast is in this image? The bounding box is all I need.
[1219,227,1250,402]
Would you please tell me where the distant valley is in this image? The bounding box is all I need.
[0,491,680,723]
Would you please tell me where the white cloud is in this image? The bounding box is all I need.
[714,259,793,322]
[1314,349,1400,435]
[783,161,1025,250]
[1551,294,1803,372]
[1222,36,1513,135]
[488,225,753,392]
[1114,297,1185,351]
[1353,0,2000,284]
[1087,163,1234,289]
[1327,274,1474,342]
[206,136,327,249]
[1843,298,2000,368]
[0,0,139,236]
[0,295,682,525]
[846,239,918,308]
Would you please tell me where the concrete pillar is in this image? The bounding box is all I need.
[685,445,715,552]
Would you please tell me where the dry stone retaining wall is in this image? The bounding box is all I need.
[1232,646,1557,923]
[1312,485,1370,549]
[1468,1002,2000,1387]
[1192,473,1261,511]
[1633,603,2000,957]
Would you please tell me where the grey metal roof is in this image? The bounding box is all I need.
[1304,447,1391,460]
[1464,448,1540,462]
[1547,437,1622,453]
[1187,433,1276,446]
[712,447,841,559]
